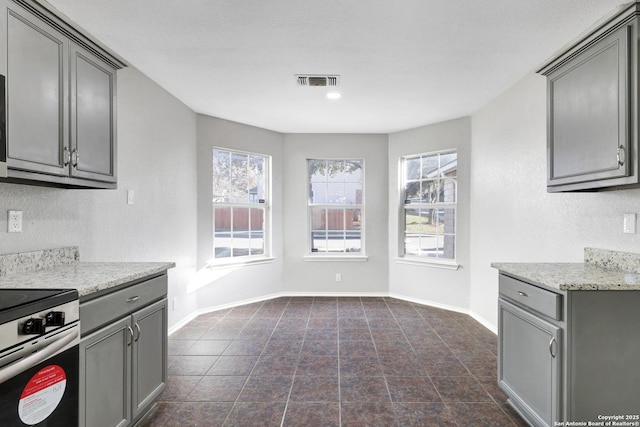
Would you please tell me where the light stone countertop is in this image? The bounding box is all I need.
[492,247,640,291]
[490,262,640,291]
[0,261,175,298]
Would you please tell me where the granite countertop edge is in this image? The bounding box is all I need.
[0,261,176,297]
[491,262,640,291]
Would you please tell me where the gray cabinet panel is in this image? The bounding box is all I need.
[539,3,640,192]
[132,299,167,420]
[499,299,561,427]
[70,43,116,183]
[5,4,67,175]
[80,316,132,427]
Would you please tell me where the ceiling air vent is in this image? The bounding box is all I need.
[296,74,340,87]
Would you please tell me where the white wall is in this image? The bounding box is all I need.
[0,66,199,329]
[281,134,389,295]
[469,72,640,327]
[387,117,472,310]
[195,115,285,311]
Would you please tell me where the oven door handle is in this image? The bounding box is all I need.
[0,326,78,384]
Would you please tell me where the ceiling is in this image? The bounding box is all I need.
[46,0,628,134]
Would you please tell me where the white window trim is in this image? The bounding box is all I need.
[306,158,366,257]
[399,149,457,266]
[211,147,272,265]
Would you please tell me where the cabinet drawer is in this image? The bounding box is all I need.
[80,275,167,335]
[499,274,562,320]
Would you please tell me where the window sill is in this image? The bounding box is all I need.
[395,257,460,270]
[304,254,369,262]
[207,257,275,270]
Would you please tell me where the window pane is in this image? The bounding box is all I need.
[326,209,345,231]
[404,208,421,233]
[309,159,327,182]
[419,234,440,257]
[345,231,361,252]
[326,160,345,182]
[439,152,457,177]
[345,183,362,204]
[422,180,438,203]
[421,155,439,178]
[441,179,457,203]
[311,231,328,252]
[327,231,346,252]
[214,207,231,232]
[442,208,456,234]
[327,182,345,204]
[310,182,328,204]
[346,209,361,230]
[249,155,265,201]
[406,157,420,180]
[405,181,420,202]
[233,208,249,232]
[311,207,326,230]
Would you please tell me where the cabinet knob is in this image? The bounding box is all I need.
[72,148,79,168]
[517,291,528,297]
[134,323,141,342]
[549,337,557,358]
[127,326,134,346]
[126,296,140,303]
[64,147,71,167]
[617,145,625,167]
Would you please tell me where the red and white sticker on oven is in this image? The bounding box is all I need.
[17,365,67,425]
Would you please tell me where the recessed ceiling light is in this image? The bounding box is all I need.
[326,92,341,100]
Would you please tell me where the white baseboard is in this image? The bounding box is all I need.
[169,291,497,336]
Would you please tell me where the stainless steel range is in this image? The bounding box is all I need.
[0,288,80,426]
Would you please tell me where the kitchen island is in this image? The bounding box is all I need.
[0,246,175,427]
[492,248,640,427]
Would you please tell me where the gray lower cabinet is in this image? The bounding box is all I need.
[0,0,123,188]
[79,275,168,427]
[498,299,561,427]
[538,3,640,192]
[498,273,640,426]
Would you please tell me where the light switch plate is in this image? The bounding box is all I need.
[623,213,636,234]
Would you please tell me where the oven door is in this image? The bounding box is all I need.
[0,324,79,427]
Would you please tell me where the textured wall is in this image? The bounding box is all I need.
[0,67,198,329]
[195,115,285,311]
[388,117,472,311]
[469,72,640,328]
[281,133,389,295]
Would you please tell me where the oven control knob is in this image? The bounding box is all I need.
[22,318,45,335]
[45,311,65,326]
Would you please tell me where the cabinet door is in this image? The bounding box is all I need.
[70,43,117,183]
[80,316,132,427]
[131,299,167,421]
[4,3,69,176]
[498,299,562,427]
[547,23,633,191]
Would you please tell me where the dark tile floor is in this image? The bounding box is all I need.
[141,297,527,426]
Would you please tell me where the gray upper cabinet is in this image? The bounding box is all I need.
[70,43,117,183]
[0,0,125,188]
[538,3,640,192]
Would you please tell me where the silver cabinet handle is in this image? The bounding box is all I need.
[127,326,134,346]
[517,291,528,297]
[134,323,141,342]
[617,145,625,167]
[72,148,79,168]
[126,296,140,303]
[549,337,557,358]
[63,146,71,167]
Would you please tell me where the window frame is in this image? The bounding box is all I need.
[399,149,458,269]
[305,158,367,261]
[210,147,272,267]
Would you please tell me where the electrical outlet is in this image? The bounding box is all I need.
[127,190,135,205]
[336,273,342,282]
[623,213,637,234]
[8,210,22,233]
[173,297,179,311]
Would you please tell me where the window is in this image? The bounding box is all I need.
[212,148,269,262]
[308,159,363,255]
[402,150,457,262]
